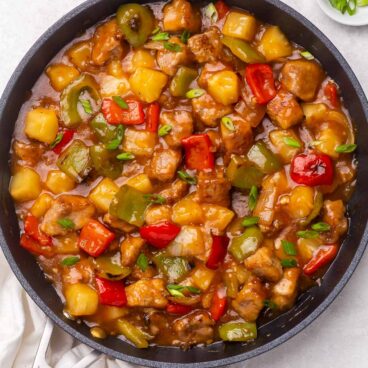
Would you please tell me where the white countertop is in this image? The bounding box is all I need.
[0,1,367,367]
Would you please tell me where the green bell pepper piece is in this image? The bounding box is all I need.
[247,142,281,174]
[90,144,124,179]
[117,4,154,48]
[57,140,92,183]
[229,226,263,262]
[170,67,198,97]
[90,113,125,148]
[227,155,264,190]
[60,74,101,127]
[153,252,191,283]
[94,255,131,280]
[221,36,266,64]
[109,185,151,226]
[219,322,257,342]
[116,319,149,348]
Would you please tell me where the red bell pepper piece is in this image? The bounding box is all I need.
[206,235,230,270]
[303,245,338,276]
[102,98,145,125]
[181,134,215,170]
[95,277,127,307]
[146,102,160,132]
[166,303,193,315]
[324,82,340,109]
[245,64,277,105]
[78,220,115,257]
[215,0,230,19]
[53,129,75,154]
[209,287,227,321]
[140,221,181,249]
[24,214,52,246]
[290,153,334,186]
[20,234,54,257]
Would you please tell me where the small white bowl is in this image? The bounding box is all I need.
[317,0,368,26]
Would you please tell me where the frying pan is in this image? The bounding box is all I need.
[1,1,368,367]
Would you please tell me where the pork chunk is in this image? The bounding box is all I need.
[41,195,95,236]
[266,89,304,129]
[159,180,189,204]
[270,268,300,310]
[148,148,182,182]
[172,310,215,346]
[192,93,232,127]
[321,199,348,243]
[160,110,193,148]
[120,236,145,267]
[157,37,192,76]
[221,115,253,155]
[13,140,45,167]
[281,60,324,101]
[188,27,223,63]
[244,247,283,283]
[125,279,168,308]
[163,0,201,33]
[232,276,267,322]
[197,168,231,206]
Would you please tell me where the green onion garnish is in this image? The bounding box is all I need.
[249,185,258,211]
[106,125,125,150]
[158,124,172,137]
[186,89,205,99]
[281,259,298,268]
[283,137,301,148]
[296,230,319,239]
[80,99,93,114]
[335,143,357,153]
[116,152,135,161]
[152,32,170,41]
[143,194,167,205]
[180,30,191,44]
[61,256,80,267]
[300,51,315,60]
[242,216,260,227]
[177,170,197,185]
[311,222,331,232]
[112,96,128,109]
[281,240,297,256]
[57,218,75,229]
[221,117,235,131]
[50,133,64,149]
[136,253,149,272]
[163,42,182,52]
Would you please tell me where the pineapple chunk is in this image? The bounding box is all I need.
[9,167,42,202]
[269,129,303,164]
[145,205,172,224]
[25,107,59,144]
[65,283,99,316]
[222,11,257,41]
[129,67,168,103]
[287,186,315,219]
[166,226,205,257]
[107,60,124,78]
[207,71,240,106]
[191,264,216,291]
[46,64,80,92]
[45,170,75,194]
[259,26,292,61]
[122,129,156,157]
[132,50,155,70]
[66,41,92,70]
[126,173,154,193]
[297,238,321,263]
[89,178,119,213]
[100,75,130,98]
[30,193,53,218]
[172,197,204,225]
[201,204,234,232]
[54,233,80,254]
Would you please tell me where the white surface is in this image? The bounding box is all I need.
[0,1,367,368]
[317,0,368,26]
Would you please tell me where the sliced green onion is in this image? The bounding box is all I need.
[205,2,219,23]
[166,284,201,297]
[283,137,301,148]
[180,30,191,44]
[186,88,205,99]
[335,143,357,153]
[136,253,148,272]
[80,99,93,114]
[221,117,235,131]
[152,32,170,41]
[152,26,160,35]
[164,42,182,52]
[249,185,258,211]
[116,152,135,161]
[329,0,357,15]
[106,125,125,150]
[242,216,260,227]
[57,218,75,229]
[281,259,297,268]
[296,230,319,239]
[50,132,64,149]
[112,96,128,109]
[61,256,80,266]
[158,124,172,137]
[177,170,197,185]
[143,194,167,205]
[281,240,297,256]
[311,222,331,232]
[300,51,315,60]
[264,299,277,309]
[358,0,368,6]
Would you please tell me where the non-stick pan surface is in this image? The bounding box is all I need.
[1,1,368,367]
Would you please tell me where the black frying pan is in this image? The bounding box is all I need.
[1,0,368,367]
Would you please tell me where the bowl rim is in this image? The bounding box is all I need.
[1,0,368,367]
